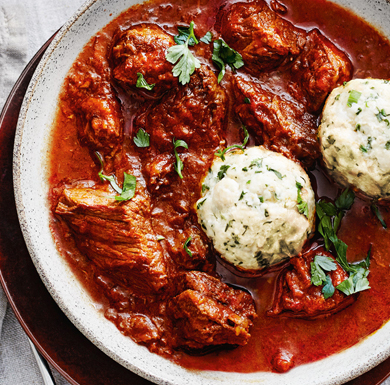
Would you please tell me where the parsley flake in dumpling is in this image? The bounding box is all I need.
[196,146,315,272]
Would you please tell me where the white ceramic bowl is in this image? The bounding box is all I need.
[13,0,390,384]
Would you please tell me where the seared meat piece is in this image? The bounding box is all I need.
[268,247,357,318]
[64,37,124,162]
[289,29,352,112]
[134,65,226,166]
[220,0,306,74]
[55,186,168,296]
[134,66,227,270]
[112,24,178,95]
[168,271,256,350]
[77,96,123,157]
[234,76,319,166]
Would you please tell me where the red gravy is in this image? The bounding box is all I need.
[49,0,390,373]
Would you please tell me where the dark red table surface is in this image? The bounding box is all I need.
[0,37,389,385]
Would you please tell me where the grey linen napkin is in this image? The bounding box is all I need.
[1,0,390,384]
[0,1,83,384]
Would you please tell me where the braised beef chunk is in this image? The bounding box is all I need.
[268,248,357,318]
[220,1,306,74]
[55,187,168,296]
[289,29,352,112]
[234,76,320,166]
[168,271,256,350]
[112,24,178,95]
[64,38,124,161]
[133,66,227,271]
[77,96,123,156]
[133,65,226,177]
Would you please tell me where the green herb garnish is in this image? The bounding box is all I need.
[347,90,361,107]
[375,108,390,125]
[217,165,231,180]
[267,166,284,180]
[96,153,136,201]
[200,31,213,44]
[115,172,137,201]
[173,138,189,179]
[296,181,309,218]
[136,73,155,91]
[212,38,244,83]
[166,21,201,85]
[239,191,246,201]
[133,128,150,148]
[371,204,387,229]
[215,126,249,161]
[184,236,193,257]
[315,189,371,297]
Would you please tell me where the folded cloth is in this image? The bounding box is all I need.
[0,2,84,384]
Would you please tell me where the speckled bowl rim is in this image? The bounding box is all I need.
[12,0,390,384]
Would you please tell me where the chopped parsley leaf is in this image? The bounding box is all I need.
[173,138,189,179]
[199,31,213,44]
[212,38,244,83]
[376,108,390,125]
[183,236,193,257]
[115,173,137,202]
[166,21,201,85]
[322,275,335,299]
[386,141,390,150]
[133,128,150,148]
[215,125,249,161]
[296,181,309,218]
[347,90,361,107]
[244,97,251,104]
[225,219,234,232]
[96,153,136,201]
[267,166,284,179]
[239,191,246,201]
[197,198,207,209]
[136,73,155,91]
[371,204,387,229]
[217,165,231,180]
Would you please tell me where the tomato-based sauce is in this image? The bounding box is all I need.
[49,0,390,374]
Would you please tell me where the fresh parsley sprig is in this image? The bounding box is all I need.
[96,152,136,201]
[215,126,249,161]
[133,128,150,148]
[166,21,201,85]
[212,39,244,83]
[310,255,337,299]
[173,138,189,179]
[136,73,155,91]
[315,189,371,296]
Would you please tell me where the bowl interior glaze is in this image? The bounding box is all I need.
[13,0,390,384]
